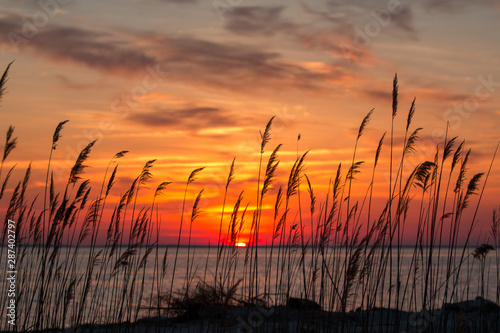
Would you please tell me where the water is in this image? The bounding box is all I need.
[0,245,498,330]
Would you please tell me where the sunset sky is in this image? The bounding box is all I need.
[0,0,499,245]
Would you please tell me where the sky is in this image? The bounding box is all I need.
[0,0,499,246]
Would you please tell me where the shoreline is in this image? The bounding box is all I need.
[24,296,500,333]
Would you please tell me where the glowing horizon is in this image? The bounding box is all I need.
[0,0,499,246]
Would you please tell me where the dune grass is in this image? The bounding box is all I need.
[0,64,499,332]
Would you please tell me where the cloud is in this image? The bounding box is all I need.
[128,106,235,130]
[0,14,157,74]
[383,7,415,33]
[308,1,417,34]
[363,89,392,102]
[223,6,294,36]
[223,5,375,63]
[421,0,500,13]
[222,4,417,65]
[0,12,346,94]
[302,0,418,46]
[154,35,337,92]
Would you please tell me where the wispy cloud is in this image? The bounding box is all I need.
[223,5,370,61]
[223,6,293,36]
[221,3,418,66]
[129,106,234,129]
[302,1,417,37]
[422,0,500,13]
[155,35,342,92]
[0,13,157,73]
[0,12,348,94]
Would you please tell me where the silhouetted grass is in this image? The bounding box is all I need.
[0,64,499,332]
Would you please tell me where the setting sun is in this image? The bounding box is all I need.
[235,242,247,247]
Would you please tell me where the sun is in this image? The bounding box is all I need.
[235,242,247,247]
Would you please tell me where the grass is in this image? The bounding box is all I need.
[0,64,499,332]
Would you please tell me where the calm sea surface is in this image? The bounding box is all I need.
[1,245,498,329]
